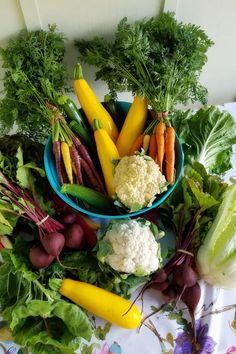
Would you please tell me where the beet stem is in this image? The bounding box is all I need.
[139,303,167,330]
[43,318,52,338]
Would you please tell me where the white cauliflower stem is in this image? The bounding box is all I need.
[103,219,162,275]
[113,155,167,210]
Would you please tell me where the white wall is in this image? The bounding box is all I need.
[0,0,25,82]
[0,0,236,107]
[177,0,236,106]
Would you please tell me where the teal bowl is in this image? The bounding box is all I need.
[44,101,184,219]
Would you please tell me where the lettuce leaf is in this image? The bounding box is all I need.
[16,145,45,190]
[173,106,236,174]
[197,181,236,288]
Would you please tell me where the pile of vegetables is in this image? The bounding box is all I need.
[71,64,174,212]
[0,10,236,354]
[68,12,213,211]
[0,138,149,352]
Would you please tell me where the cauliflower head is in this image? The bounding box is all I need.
[113,155,167,211]
[102,219,162,276]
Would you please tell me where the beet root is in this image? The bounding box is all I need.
[150,281,169,291]
[41,232,65,257]
[60,212,77,225]
[152,269,167,283]
[182,282,201,313]
[64,223,85,249]
[29,245,55,269]
[172,264,198,288]
[162,285,178,301]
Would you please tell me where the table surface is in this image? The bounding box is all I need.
[1,103,236,354]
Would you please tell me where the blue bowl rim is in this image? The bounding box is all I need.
[44,135,184,220]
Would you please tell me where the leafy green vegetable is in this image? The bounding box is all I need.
[172,106,236,174]
[197,180,236,289]
[0,134,44,167]
[96,239,113,263]
[0,135,54,224]
[0,237,92,354]
[0,25,70,142]
[16,146,45,190]
[163,162,227,252]
[0,200,19,235]
[61,251,146,299]
[75,12,213,112]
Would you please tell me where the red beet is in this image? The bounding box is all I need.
[41,232,65,257]
[60,212,77,225]
[29,245,55,269]
[150,281,169,291]
[64,223,85,249]
[172,264,198,288]
[182,282,201,313]
[152,269,168,283]
[75,214,97,248]
[162,285,178,301]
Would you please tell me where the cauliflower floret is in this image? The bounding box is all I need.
[103,219,162,275]
[113,155,167,210]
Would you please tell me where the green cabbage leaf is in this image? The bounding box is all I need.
[173,106,236,175]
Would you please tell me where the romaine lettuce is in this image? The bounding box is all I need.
[197,181,236,288]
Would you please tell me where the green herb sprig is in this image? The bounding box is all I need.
[75,12,213,113]
[0,25,70,142]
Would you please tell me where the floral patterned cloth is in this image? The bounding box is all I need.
[1,275,236,354]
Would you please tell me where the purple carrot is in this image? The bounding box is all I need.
[70,146,83,185]
[72,136,104,192]
[80,157,104,193]
[53,141,64,185]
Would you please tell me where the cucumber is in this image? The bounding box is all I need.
[61,184,115,214]
[57,95,95,153]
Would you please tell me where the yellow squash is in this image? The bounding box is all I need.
[74,63,118,142]
[116,96,148,157]
[60,279,142,329]
[93,119,119,197]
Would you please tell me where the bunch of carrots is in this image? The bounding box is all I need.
[129,113,176,185]
[48,103,105,193]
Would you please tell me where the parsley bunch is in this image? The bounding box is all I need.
[75,12,213,113]
[0,25,70,142]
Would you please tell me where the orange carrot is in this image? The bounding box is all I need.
[149,134,157,160]
[155,122,165,171]
[165,126,175,184]
[129,134,144,155]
